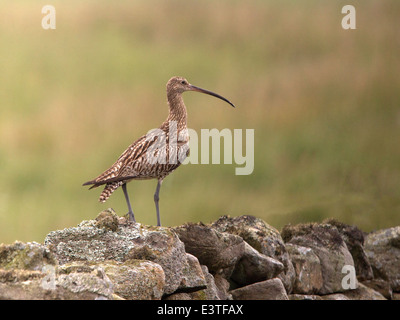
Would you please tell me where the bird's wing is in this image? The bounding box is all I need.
[82,132,161,187]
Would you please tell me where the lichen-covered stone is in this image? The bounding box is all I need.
[56,266,114,299]
[282,223,356,294]
[320,293,350,300]
[0,241,57,271]
[230,278,289,300]
[361,279,392,299]
[44,210,188,295]
[59,260,165,300]
[0,276,113,300]
[213,274,232,300]
[178,253,207,291]
[212,215,295,292]
[173,222,245,277]
[364,226,400,291]
[324,219,373,281]
[94,208,120,232]
[125,226,188,295]
[289,294,323,300]
[0,268,44,283]
[341,283,386,300]
[1,212,398,300]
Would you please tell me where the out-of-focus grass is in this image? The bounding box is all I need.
[1,0,399,243]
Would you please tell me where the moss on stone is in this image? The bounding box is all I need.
[94,208,119,232]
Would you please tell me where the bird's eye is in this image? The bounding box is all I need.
[181,80,186,85]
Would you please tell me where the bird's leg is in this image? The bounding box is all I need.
[154,179,163,226]
[122,183,135,222]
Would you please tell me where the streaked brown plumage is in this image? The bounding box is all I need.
[83,76,235,226]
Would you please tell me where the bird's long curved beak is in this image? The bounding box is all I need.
[189,84,235,108]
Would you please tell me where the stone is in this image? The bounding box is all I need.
[173,222,245,277]
[0,241,57,271]
[362,279,392,299]
[125,226,187,295]
[341,283,386,300]
[94,208,120,232]
[285,243,323,294]
[230,278,288,300]
[2,211,399,300]
[213,274,232,300]
[321,293,350,300]
[178,253,207,292]
[0,239,114,300]
[164,292,194,300]
[364,226,400,291]
[212,215,295,292]
[166,266,233,300]
[0,261,114,300]
[56,265,114,299]
[199,265,221,300]
[282,222,356,294]
[0,274,114,300]
[289,294,323,300]
[58,260,165,300]
[393,293,400,300]
[231,241,284,286]
[325,219,373,281]
[44,210,188,295]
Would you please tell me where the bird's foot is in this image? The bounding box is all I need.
[126,211,136,223]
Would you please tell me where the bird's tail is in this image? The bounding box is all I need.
[99,181,124,203]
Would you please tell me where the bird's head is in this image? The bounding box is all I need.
[167,76,235,108]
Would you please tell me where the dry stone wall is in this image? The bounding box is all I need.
[0,209,399,300]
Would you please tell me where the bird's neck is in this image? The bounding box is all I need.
[166,91,187,128]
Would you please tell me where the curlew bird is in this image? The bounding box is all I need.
[83,76,235,226]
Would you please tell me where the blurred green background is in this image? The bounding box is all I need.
[1,0,399,244]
